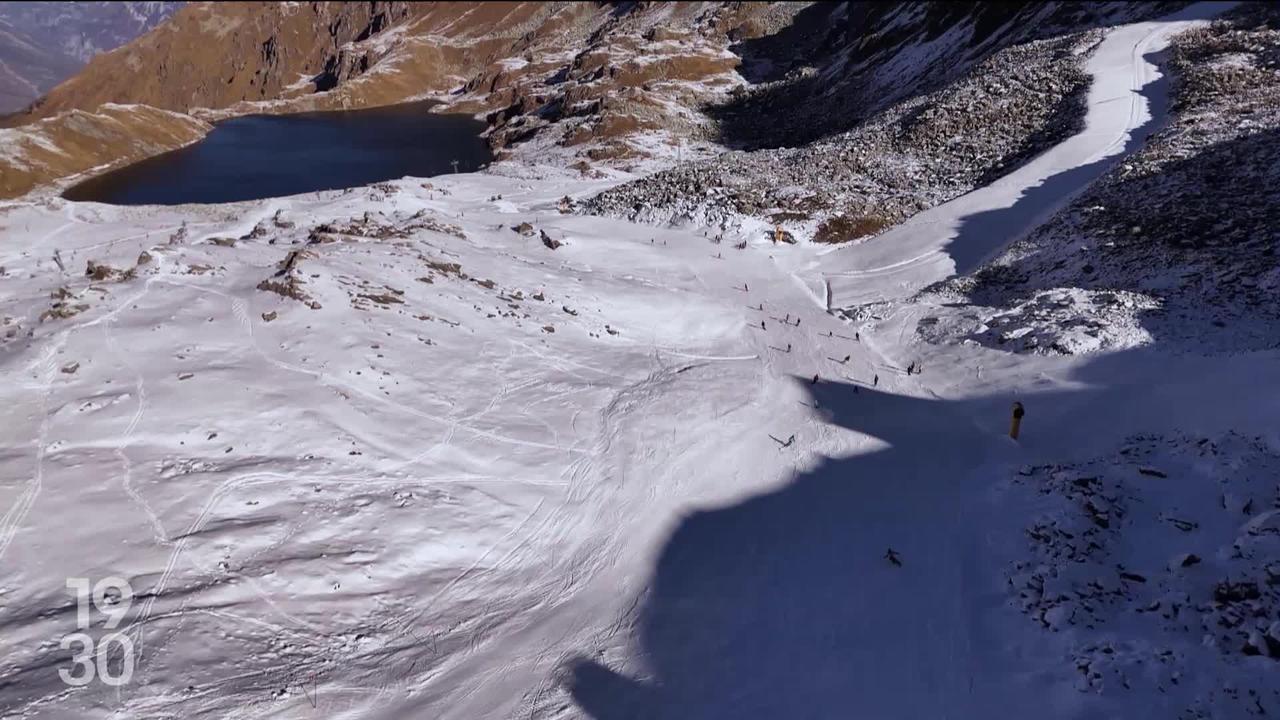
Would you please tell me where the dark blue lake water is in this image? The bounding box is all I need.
[63,101,492,205]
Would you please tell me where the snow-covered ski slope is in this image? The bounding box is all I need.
[814,1,1234,309]
[3,2,1277,718]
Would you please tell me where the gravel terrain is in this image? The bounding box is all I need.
[586,30,1102,242]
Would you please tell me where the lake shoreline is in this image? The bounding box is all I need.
[61,100,492,206]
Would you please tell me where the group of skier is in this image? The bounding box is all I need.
[751,298,887,391]
[747,287,915,568]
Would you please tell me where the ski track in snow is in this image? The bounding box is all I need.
[0,3,1267,718]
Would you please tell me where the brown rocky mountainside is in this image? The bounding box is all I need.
[0,1,1184,200]
[7,1,433,121]
[8,1,791,156]
[0,1,798,196]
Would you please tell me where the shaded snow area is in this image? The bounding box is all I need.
[915,287,1160,356]
[1,3,1277,720]
[999,433,1280,717]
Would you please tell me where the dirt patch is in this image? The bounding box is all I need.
[813,213,893,244]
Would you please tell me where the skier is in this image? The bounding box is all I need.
[795,318,801,327]
[786,343,792,353]
[842,355,851,363]
[855,332,860,341]
[873,374,879,387]
[907,361,916,375]
[761,320,766,330]
[884,548,902,567]
[811,373,819,385]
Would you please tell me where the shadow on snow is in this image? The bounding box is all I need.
[562,332,1273,716]
[943,47,1176,277]
[564,21,1249,720]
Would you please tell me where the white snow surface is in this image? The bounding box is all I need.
[2,3,1277,719]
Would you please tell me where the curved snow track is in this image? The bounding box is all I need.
[818,3,1231,310]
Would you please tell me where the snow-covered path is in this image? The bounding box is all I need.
[815,2,1235,310]
[0,4,1269,719]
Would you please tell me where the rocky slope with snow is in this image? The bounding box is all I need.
[584,2,1188,239]
[1002,431,1280,716]
[587,29,1101,239]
